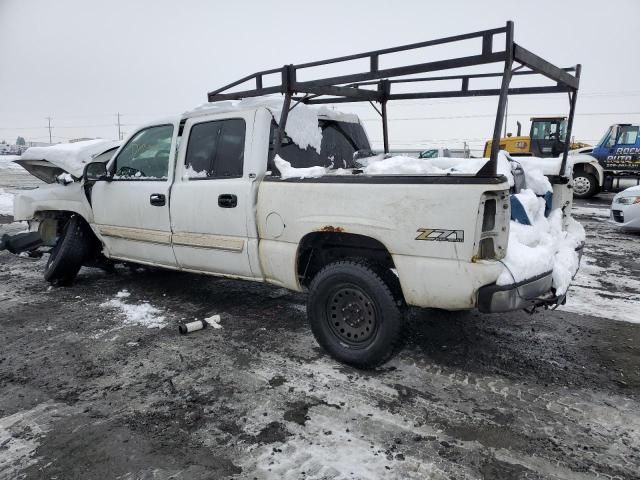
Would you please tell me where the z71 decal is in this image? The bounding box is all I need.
[415,228,464,242]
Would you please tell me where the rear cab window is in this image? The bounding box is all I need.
[272,119,371,170]
[184,118,246,179]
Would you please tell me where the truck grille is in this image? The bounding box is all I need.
[612,210,624,223]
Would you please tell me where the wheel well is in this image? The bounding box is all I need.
[34,210,100,252]
[297,232,396,287]
[573,162,600,180]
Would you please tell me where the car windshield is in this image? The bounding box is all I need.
[271,119,370,169]
[419,149,438,158]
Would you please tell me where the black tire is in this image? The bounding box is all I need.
[572,171,599,199]
[44,215,91,285]
[307,259,405,369]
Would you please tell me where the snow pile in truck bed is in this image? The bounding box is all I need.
[275,156,329,179]
[497,190,585,295]
[275,151,518,179]
[516,156,571,177]
[0,188,14,215]
[20,139,120,177]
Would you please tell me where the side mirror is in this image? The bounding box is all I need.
[84,161,108,181]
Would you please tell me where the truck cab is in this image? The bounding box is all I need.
[591,124,640,171]
[570,124,640,198]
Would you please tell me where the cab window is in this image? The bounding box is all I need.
[531,121,560,140]
[114,125,174,179]
[618,126,639,145]
[184,119,245,179]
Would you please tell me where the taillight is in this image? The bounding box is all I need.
[476,193,509,260]
[482,199,496,232]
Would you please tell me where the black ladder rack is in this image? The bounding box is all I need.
[207,21,580,178]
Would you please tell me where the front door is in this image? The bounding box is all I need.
[169,112,255,278]
[91,123,178,267]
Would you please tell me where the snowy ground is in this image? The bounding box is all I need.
[561,196,640,324]
[1,169,639,479]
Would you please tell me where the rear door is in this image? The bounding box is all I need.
[90,123,178,267]
[169,111,255,278]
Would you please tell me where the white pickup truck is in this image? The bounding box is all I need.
[9,26,585,367]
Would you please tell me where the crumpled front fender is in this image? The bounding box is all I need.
[13,183,93,223]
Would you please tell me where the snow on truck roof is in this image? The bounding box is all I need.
[183,95,360,123]
[183,96,360,154]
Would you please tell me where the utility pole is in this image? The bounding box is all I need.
[46,117,52,144]
[116,112,122,140]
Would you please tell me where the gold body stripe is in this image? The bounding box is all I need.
[96,225,244,252]
[98,225,172,245]
[172,233,244,252]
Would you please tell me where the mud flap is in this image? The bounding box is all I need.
[0,232,43,254]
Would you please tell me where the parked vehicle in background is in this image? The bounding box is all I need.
[419,146,473,158]
[570,124,640,198]
[610,185,640,231]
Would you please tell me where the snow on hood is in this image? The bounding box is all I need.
[20,139,121,178]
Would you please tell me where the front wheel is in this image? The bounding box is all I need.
[307,260,405,369]
[44,215,91,285]
[572,172,599,199]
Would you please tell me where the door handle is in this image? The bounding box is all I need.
[218,194,237,208]
[150,193,166,206]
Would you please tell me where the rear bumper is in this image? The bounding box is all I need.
[477,271,556,313]
[478,243,585,313]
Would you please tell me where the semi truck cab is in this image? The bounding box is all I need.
[591,124,640,171]
[571,124,640,198]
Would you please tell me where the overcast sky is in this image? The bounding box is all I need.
[1,0,638,151]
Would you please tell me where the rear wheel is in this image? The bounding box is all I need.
[573,171,599,199]
[307,260,405,368]
[44,215,91,285]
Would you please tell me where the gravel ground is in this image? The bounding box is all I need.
[0,170,639,479]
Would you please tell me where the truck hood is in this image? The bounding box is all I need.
[15,139,121,183]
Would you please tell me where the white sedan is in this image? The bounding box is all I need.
[610,185,640,231]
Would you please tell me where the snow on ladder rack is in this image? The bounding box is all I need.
[207,21,581,179]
